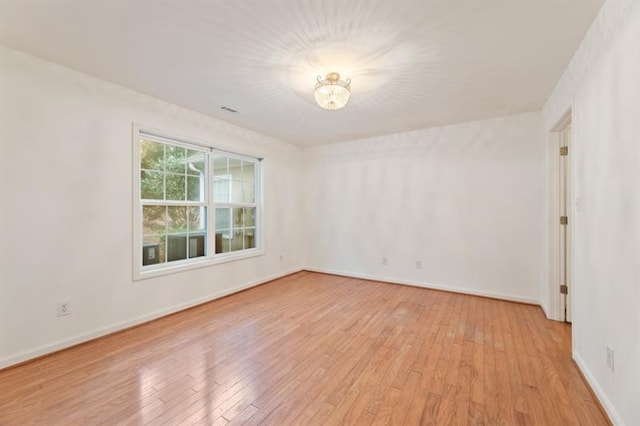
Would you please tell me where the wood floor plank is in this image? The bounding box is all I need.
[388,370,421,425]
[0,271,610,425]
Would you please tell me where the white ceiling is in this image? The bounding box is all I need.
[0,1,602,146]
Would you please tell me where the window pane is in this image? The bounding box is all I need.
[167,204,188,263]
[213,175,230,203]
[230,228,244,252]
[168,206,188,234]
[165,174,186,201]
[143,235,165,265]
[215,230,230,254]
[188,233,206,258]
[215,207,230,230]
[244,227,256,249]
[242,161,255,203]
[143,206,166,235]
[243,208,256,227]
[232,208,244,227]
[242,181,255,204]
[213,156,228,176]
[166,234,187,262]
[188,206,206,233]
[141,170,164,200]
[229,157,242,173]
[229,158,242,203]
[187,175,203,201]
[215,207,230,254]
[140,139,164,171]
[165,145,186,174]
[187,150,205,176]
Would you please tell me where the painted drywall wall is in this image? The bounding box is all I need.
[303,112,546,303]
[542,2,640,424]
[0,46,304,367]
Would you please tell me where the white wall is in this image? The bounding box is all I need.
[303,112,546,303]
[542,1,640,424]
[0,46,304,368]
[2,5,638,424]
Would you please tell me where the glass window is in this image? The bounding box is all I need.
[137,133,260,273]
[213,156,259,254]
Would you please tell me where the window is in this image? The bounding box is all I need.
[134,129,262,278]
[212,155,257,254]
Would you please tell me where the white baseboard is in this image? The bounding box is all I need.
[304,267,540,305]
[573,351,620,425]
[0,267,303,369]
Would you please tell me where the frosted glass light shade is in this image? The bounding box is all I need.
[314,72,351,110]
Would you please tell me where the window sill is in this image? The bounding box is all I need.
[134,249,265,281]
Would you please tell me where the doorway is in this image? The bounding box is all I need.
[550,113,572,323]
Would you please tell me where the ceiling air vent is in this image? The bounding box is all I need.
[220,106,238,113]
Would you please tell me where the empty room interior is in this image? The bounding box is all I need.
[0,1,638,425]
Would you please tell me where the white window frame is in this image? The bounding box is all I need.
[132,125,264,281]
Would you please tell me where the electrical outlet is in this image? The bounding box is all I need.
[57,301,71,317]
[416,260,422,269]
[381,257,388,266]
[279,254,284,263]
[606,345,615,372]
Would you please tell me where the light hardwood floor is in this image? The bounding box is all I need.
[0,271,609,425]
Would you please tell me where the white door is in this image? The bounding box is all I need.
[559,124,572,322]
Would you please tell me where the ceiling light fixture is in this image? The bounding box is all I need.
[314,72,351,110]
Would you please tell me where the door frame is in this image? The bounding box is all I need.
[548,109,573,322]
